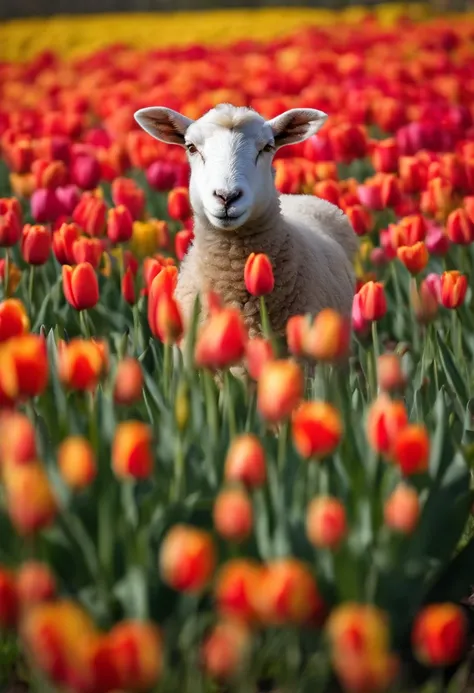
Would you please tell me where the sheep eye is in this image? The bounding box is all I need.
[263,143,274,153]
[186,143,197,154]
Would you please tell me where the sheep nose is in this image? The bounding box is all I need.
[213,189,243,206]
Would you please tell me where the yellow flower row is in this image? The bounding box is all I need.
[0,3,433,61]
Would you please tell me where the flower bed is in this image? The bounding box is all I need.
[1,9,474,693]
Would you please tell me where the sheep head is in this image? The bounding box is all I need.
[134,103,327,232]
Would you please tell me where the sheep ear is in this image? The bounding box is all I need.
[134,107,194,146]
[267,108,327,148]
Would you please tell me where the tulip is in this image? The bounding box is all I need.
[213,487,253,543]
[52,222,80,264]
[58,338,106,391]
[306,496,347,549]
[119,266,135,305]
[0,411,36,466]
[202,620,250,681]
[244,253,275,296]
[346,204,372,236]
[58,436,97,490]
[0,299,29,342]
[397,242,429,275]
[286,314,309,356]
[421,177,453,221]
[245,337,274,380]
[168,187,192,221]
[371,139,399,173]
[327,602,391,656]
[224,433,267,488]
[105,620,163,691]
[146,161,177,191]
[21,224,51,265]
[292,401,342,459]
[426,224,450,256]
[214,559,263,624]
[0,209,21,247]
[151,291,184,345]
[159,524,216,594]
[114,357,143,405]
[72,237,103,269]
[357,281,387,321]
[17,561,56,607]
[440,270,468,309]
[377,354,406,393]
[410,276,440,323]
[399,156,427,194]
[0,568,18,628]
[175,228,194,261]
[6,139,33,174]
[8,334,49,398]
[107,204,134,244]
[412,604,467,667]
[446,208,474,245]
[396,214,427,245]
[330,123,368,164]
[384,483,420,534]
[332,651,399,693]
[32,159,68,190]
[195,307,248,370]
[147,267,179,330]
[3,461,57,535]
[257,359,303,423]
[55,184,80,215]
[112,420,153,480]
[131,219,169,258]
[71,154,101,190]
[366,394,408,457]
[112,177,145,220]
[357,180,383,211]
[63,262,99,311]
[314,179,340,205]
[304,308,350,362]
[465,196,474,224]
[255,559,324,626]
[30,189,65,223]
[393,423,430,475]
[72,191,107,237]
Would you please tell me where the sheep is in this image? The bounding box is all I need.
[134,103,358,343]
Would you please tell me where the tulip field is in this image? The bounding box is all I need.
[1,5,474,693]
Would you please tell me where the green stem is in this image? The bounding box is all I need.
[4,247,9,298]
[173,436,186,503]
[369,320,380,400]
[277,420,288,477]
[259,295,272,340]
[28,266,35,311]
[202,370,218,488]
[163,342,172,399]
[80,310,91,339]
[224,370,237,439]
[133,303,140,354]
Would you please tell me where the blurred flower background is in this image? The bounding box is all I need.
[1,0,474,691]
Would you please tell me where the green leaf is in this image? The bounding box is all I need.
[436,332,469,408]
[429,389,454,480]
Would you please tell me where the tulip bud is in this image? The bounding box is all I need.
[384,483,420,534]
[202,620,250,681]
[292,401,342,459]
[146,161,177,191]
[114,358,143,406]
[71,154,101,190]
[3,461,57,535]
[72,191,107,237]
[313,179,340,205]
[393,423,430,475]
[17,561,56,607]
[440,270,468,309]
[245,337,274,380]
[413,605,467,667]
[52,222,80,265]
[159,524,216,594]
[306,496,347,549]
[175,228,194,261]
[58,436,97,490]
[366,394,408,457]
[214,559,262,624]
[0,299,30,342]
[397,242,429,275]
[63,262,99,311]
[346,205,372,236]
[224,433,267,488]
[446,207,474,245]
[8,334,49,398]
[107,205,134,244]
[0,209,21,247]
[304,309,350,362]
[286,314,309,357]
[58,338,107,391]
[213,487,253,543]
[31,189,65,223]
[426,224,450,256]
[257,359,303,423]
[357,281,387,321]
[168,187,191,221]
[371,139,399,173]
[21,224,51,265]
[112,177,145,220]
[32,159,68,191]
[377,354,406,393]
[195,308,248,370]
[0,411,36,465]
[0,568,18,628]
[72,237,103,268]
[244,253,275,296]
[112,421,153,480]
[153,292,184,345]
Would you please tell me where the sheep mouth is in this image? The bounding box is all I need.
[206,209,248,228]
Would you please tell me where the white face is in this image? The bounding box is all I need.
[134,104,327,233]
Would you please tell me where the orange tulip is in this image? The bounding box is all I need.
[0,567,18,628]
[244,252,275,296]
[357,281,387,321]
[106,620,163,691]
[306,496,347,549]
[3,461,57,535]
[153,291,183,345]
[112,420,153,480]
[0,411,36,466]
[224,433,267,488]
[72,237,103,268]
[446,207,474,245]
[0,258,21,295]
[245,337,274,380]
[0,299,29,342]
[393,423,430,475]
[202,620,250,681]
[366,394,408,457]
[8,334,49,398]
[332,651,398,693]
[292,401,342,459]
[286,314,309,357]
[147,266,179,335]
[377,354,406,393]
[304,309,350,362]
[440,270,468,309]
[412,604,467,666]
[159,524,216,594]
[58,436,97,490]
[17,561,56,608]
[397,242,429,275]
[52,222,80,265]
[326,602,391,657]
[168,187,191,221]
[58,338,106,391]
[114,357,143,406]
[107,204,134,244]
[214,559,263,624]
[63,262,99,311]
[257,359,303,423]
[213,487,253,543]
[384,483,420,534]
[21,224,51,265]
[255,559,324,626]
[195,307,248,370]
